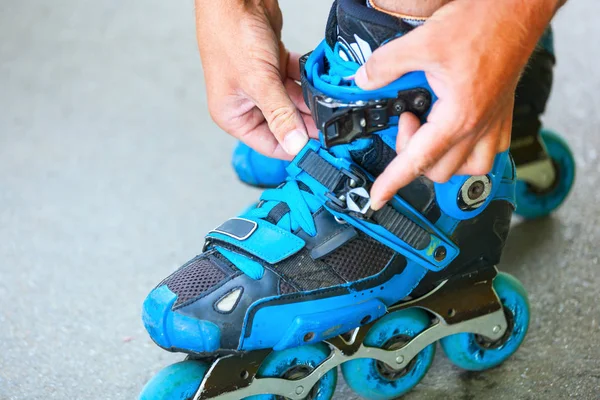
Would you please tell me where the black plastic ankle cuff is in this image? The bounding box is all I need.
[300,52,432,148]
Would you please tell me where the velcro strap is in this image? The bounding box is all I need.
[207,218,305,264]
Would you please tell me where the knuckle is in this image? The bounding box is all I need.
[461,113,480,133]
[449,99,480,134]
[498,134,511,152]
[426,168,452,183]
[470,156,494,175]
[380,187,396,203]
[412,154,435,177]
[266,105,296,134]
[365,54,382,78]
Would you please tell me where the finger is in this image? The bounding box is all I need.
[301,113,319,139]
[425,133,479,182]
[497,129,511,153]
[456,128,502,176]
[463,109,511,176]
[425,108,500,180]
[236,111,314,159]
[497,107,513,152]
[287,52,303,81]
[396,112,421,152]
[285,78,310,114]
[237,111,293,160]
[285,78,317,138]
[452,104,513,175]
[249,71,309,157]
[370,118,461,210]
[355,28,431,90]
[286,78,317,138]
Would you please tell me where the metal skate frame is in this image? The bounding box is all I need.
[193,268,509,400]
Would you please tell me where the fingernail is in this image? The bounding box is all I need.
[370,190,387,211]
[369,185,385,211]
[370,197,385,211]
[283,129,309,156]
[354,67,368,87]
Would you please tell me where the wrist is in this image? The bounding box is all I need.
[492,0,559,55]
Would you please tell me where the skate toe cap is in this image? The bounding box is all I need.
[142,285,221,353]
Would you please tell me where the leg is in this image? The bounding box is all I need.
[511,27,576,218]
[368,0,451,17]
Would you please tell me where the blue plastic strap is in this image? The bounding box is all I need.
[287,141,459,272]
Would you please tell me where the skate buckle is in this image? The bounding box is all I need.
[346,187,372,215]
[310,89,433,148]
[319,98,386,147]
[325,167,374,219]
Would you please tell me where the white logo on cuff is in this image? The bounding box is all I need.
[337,34,373,65]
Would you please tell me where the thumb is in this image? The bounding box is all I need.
[354,28,430,91]
[252,75,309,157]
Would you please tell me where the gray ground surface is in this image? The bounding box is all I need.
[1,1,599,399]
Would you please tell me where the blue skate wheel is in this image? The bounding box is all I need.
[440,272,530,371]
[246,343,337,400]
[515,129,575,219]
[139,359,208,400]
[341,309,436,400]
[232,142,290,188]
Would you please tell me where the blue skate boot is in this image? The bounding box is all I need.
[141,1,530,399]
[511,27,575,219]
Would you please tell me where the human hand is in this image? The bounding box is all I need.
[354,0,564,210]
[195,0,317,159]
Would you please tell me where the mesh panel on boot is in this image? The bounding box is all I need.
[162,255,229,307]
[276,249,345,291]
[278,279,298,295]
[321,233,394,282]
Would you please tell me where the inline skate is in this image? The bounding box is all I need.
[140,1,530,398]
[231,25,575,219]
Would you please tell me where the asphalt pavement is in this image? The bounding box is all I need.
[0,1,598,399]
